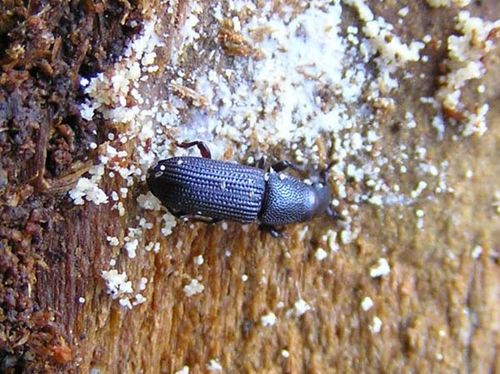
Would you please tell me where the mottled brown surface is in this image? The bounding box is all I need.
[0,1,499,373]
[0,1,146,372]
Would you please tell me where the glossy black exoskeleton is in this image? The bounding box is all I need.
[147,141,339,236]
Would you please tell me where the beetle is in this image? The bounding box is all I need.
[147,141,340,236]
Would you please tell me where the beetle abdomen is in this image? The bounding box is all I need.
[148,157,266,223]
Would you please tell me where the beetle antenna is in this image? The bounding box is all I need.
[320,160,337,184]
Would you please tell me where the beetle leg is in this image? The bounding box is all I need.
[177,214,222,224]
[270,160,304,173]
[176,140,212,159]
[172,211,216,223]
[257,156,266,169]
[206,218,223,224]
[171,210,188,218]
[259,224,282,238]
[327,206,345,221]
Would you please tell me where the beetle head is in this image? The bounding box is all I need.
[310,181,332,216]
[312,160,344,220]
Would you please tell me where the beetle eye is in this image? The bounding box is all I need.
[154,171,163,178]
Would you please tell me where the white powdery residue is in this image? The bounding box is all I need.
[435,11,500,136]
[138,277,148,291]
[132,293,146,306]
[369,316,383,334]
[432,115,446,139]
[124,20,163,61]
[124,239,139,259]
[370,258,391,278]
[294,299,312,317]
[297,226,309,241]
[69,177,108,205]
[123,227,142,259]
[116,202,125,217]
[461,104,489,137]
[420,163,439,177]
[171,1,203,63]
[324,230,339,252]
[361,296,374,311]
[416,209,425,229]
[101,269,133,300]
[174,366,190,374]
[411,181,428,198]
[119,297,133,310]
[397,7,410,18]
[315,248,328,261]
[162,2,403,226]
[494,191,500,214]
[426,0,471,7]
[161,212,177,236]
[207,359,223,372]
[347,164,365,182]
[261,312,277,327]
[72,19,165,207]
[184,279,205,297]
[340,229,353,245]
[106,236,120,246]
[405,111,417,129]
[194,255,204,265]
[80,101,97,121]
[368,195,383,206]
[344,0,425,67]
[137,192,163,211]
[184,2,369,151]
[471,245,483,259]
[145,242,154,252]
[139,218,153,230]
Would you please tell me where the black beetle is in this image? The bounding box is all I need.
[147,141,339,236]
